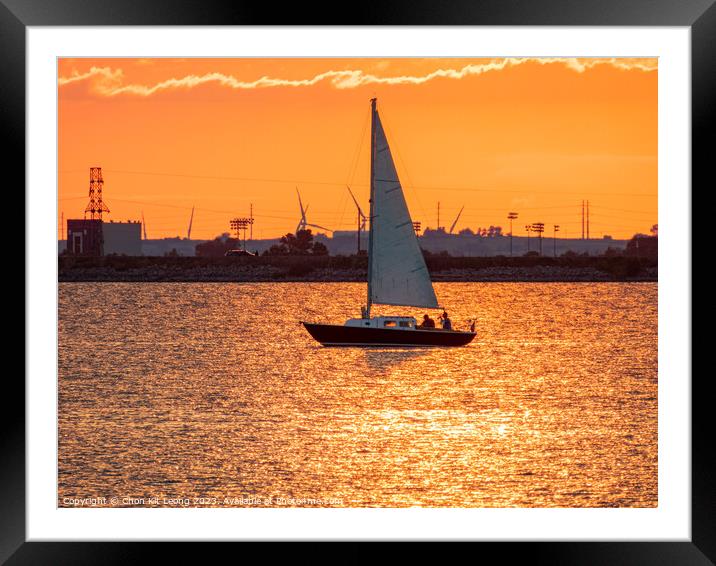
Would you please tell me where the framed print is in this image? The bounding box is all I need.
[8,0,709,562]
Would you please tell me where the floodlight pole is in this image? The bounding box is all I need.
[507,212,518,256]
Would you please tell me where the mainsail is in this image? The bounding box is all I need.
[368,101,439,309]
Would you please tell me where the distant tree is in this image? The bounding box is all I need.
[286,229,314,254]
[196,234,240,257]
[264,229,328,256]
[626,233,658,259]
[284,229,315,254]
[264,244,289,256]
[458,227,475,236]
[650,224,658,236]
[311,241,329,256]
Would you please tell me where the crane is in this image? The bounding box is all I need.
[449,205,465,234]
[187,205,195,240]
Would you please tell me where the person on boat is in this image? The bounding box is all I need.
[441,311,452,330]
[419,314,436,328]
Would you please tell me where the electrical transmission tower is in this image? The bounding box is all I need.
[84,167,110,220]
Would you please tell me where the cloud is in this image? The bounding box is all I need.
[58,66,125,88]
[59,58,657,98]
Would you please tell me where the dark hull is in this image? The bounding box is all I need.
[301,322,476,347]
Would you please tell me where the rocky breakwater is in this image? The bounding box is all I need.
[58,255,657,283]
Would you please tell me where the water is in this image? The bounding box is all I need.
[58,282,657,508]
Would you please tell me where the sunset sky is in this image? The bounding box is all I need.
[58,58,657,240]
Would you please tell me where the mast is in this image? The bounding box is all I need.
[366,98,377,318]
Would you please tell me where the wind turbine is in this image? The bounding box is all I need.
[295,187,332,234]
[187,205,195,240]
[347,186,368,231]
[347,185,368,254]
[296,188,308,233]
[449,205,465,234]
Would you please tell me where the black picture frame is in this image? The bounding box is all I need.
[6,0,707,562]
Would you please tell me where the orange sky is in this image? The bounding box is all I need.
[58,58,657,240]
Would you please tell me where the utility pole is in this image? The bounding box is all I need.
[532,222,545,255]
[586,200,590,240]
[250,203,253,241]
[507,212,518,256]
[581,200,585,240]
[413,221,422,236]
[437,202,440,231]
[61,212,64,241]
[553,224,560,257]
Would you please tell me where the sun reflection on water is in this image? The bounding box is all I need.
[59,282,657,508]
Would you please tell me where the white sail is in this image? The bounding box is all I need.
[369,109,439,309]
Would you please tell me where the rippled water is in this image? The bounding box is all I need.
[58,282,657,508]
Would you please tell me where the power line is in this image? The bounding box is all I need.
[59,168,657,198]
[62,194,656,225]
[589,204,657,217]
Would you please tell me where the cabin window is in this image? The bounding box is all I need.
[399,321,411,327]
[383,320,397,327]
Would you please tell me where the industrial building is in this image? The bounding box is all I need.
[65,219,142,256]
[64,166,142,256]
[103,220,142,255]
[66,219,103,256]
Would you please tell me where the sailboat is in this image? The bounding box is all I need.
[301,99,476,347]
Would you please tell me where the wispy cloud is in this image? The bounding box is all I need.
[59,58,657,97]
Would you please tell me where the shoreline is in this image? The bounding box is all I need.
[58,265,657,283]
[59,255,657,283]
[58,278,657,283]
